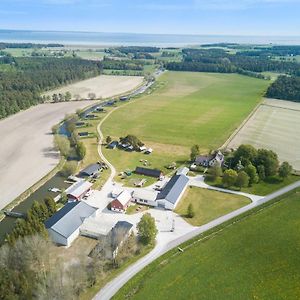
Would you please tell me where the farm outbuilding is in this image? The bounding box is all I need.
[45,201,97,247]
[65,180,93,201]
[133,189,158,207]
[80,163,102,177]
[111,190,132,213]
[156,174,189,210]
[134,167,163,179]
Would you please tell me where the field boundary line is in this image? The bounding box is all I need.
[221,100,263,150]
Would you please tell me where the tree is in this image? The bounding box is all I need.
[208,165,223,181]
[60,161,77,177]
[65,91,72,101]
[222,169,238,187]
[187,203,195,218]
[257,164,266,181]
[76,141,86,160]
[52,93,59,103]
[106,136,112,145]
[137,213,157,245]
[44,197,57,216]
[278,161,292,178]
[244,163,259,185]
[255,149,279,177]
[51,124,59,135]
[236,171,250,189]
[54,135,70,158]
[190,144,200,162]
[233,144,257,166]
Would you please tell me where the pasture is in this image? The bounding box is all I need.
[114,188,300,300]
[227,98,300,171]
[102,71,269,174]
[175,187,250,226]
[44,75,143,100]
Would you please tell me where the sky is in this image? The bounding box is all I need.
[0,0,300,36]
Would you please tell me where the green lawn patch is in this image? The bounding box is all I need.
[114,188,300,300]
[175,187,251,226]
[205,174,299,195]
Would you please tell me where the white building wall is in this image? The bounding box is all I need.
[48,228,80,247]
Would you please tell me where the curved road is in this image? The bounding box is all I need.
[94,180,300,300]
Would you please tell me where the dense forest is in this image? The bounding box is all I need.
[102,57,143,70]
[165,48,300,76]
[266,76,300,102]
[0,56,102,118]
[0,42,63,49]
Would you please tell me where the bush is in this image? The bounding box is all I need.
[60,161,77,177]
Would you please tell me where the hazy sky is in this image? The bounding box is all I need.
[0,0,299,35]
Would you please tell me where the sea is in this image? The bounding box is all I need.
[1,29,300,47]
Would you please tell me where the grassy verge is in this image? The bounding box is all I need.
[114,187,300,300]
[175,187,251,226]
[205,174,299,195]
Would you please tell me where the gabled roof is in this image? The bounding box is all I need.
[45,201,97,238]
[133,189,158,201]
[115,190,132,206]
[65,180,93,198]
[135,167,162,178]
[80,164,101,176]
[157,174,189,204]
[111,221,133,250]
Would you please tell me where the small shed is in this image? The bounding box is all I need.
[65,180,93,201]
[107,141,118,149]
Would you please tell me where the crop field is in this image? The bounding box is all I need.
[227,98,300,171]
[175,187,250,226]
[102,71,269,174]
[114,188,300,300]
[44,75,143,100]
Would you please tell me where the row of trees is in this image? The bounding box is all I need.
[0,56,102,119]
[6,198,57,245]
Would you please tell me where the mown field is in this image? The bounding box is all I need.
[102,71,269,175]
[114,188,300,300]
[175,187,251,226]
[228,98,300,171]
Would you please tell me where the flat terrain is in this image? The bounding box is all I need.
[175,187,251,226]
[102,72,269,175]
[44,75,143,100]
[228,98,300,170]
[114,188,300,300]
[0,101,97,210]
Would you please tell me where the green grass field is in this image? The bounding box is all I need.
[205,174,299,196]
[114,188,300,300]
[175,187,251,226]
[102,71,269,176]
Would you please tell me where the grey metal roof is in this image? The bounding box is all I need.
[176,167,189,176]
[135,167,162,178]
[80,164,102,176]
[45,201,97,238]
[111,221,133,250]
[157,174,189,204]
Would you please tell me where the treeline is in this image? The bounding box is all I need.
[165,48,300,77]
[0,57,102,118]
[102,57,143,70]
[0,42,64,49]
[6,198,57,245]
[266,75,300,102]
[115,46,160,54]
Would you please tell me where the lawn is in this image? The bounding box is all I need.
[102,71,269,178]
[205,174,299,196]
[114,188,300,300]
[175,187,251,226]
